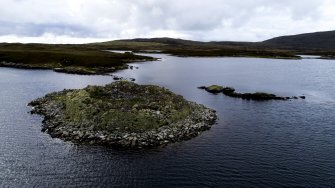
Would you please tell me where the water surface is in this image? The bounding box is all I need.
[1,54,335,187]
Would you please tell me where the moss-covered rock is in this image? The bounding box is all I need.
[204,85,224,94]
[29,81,217,148]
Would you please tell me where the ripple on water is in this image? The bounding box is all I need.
[1,55,335,187]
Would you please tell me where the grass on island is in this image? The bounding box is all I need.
[43,81,193,133]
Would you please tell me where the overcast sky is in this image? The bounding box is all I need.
[0,0,334,43]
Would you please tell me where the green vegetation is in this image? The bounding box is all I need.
[205,85,224,93]
[0,43,155,74]
[46,81,193,133]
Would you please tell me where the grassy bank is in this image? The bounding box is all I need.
[162,48,300,59]
[0,43,155,74]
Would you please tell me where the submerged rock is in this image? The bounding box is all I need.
[197,86,207,90]
[29,81,217,148]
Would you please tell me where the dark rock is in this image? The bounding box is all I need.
[222,87,235,94]
[241,92,284,100]
[199,85,296,101]
[197,86,207,90]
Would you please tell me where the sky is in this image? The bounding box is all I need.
[0,0,334,44]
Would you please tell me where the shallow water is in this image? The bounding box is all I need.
[1,54,335,187]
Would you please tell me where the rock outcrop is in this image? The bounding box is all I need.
[199,85,305,101]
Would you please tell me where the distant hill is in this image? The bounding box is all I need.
[95,37,266,49]
[120,37,203,46]
[117,37,262,47]
[89,30,335,57]
[263,30,335,50]
[89,37,297,59]
[111,30,335,51]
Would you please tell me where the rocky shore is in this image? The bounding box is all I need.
[29,81,217,148]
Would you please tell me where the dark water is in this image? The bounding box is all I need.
[1,54,335,187]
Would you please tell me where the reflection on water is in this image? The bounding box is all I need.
[1,54,335,187]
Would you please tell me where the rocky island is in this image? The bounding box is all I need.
[199,85,306,100]
[29,81,217,148]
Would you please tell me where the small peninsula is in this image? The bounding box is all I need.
[29,81,217,148]
[0,43,155,75]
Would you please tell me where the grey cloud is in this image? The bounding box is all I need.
[0,0,334,43]
[0,21,93,37]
